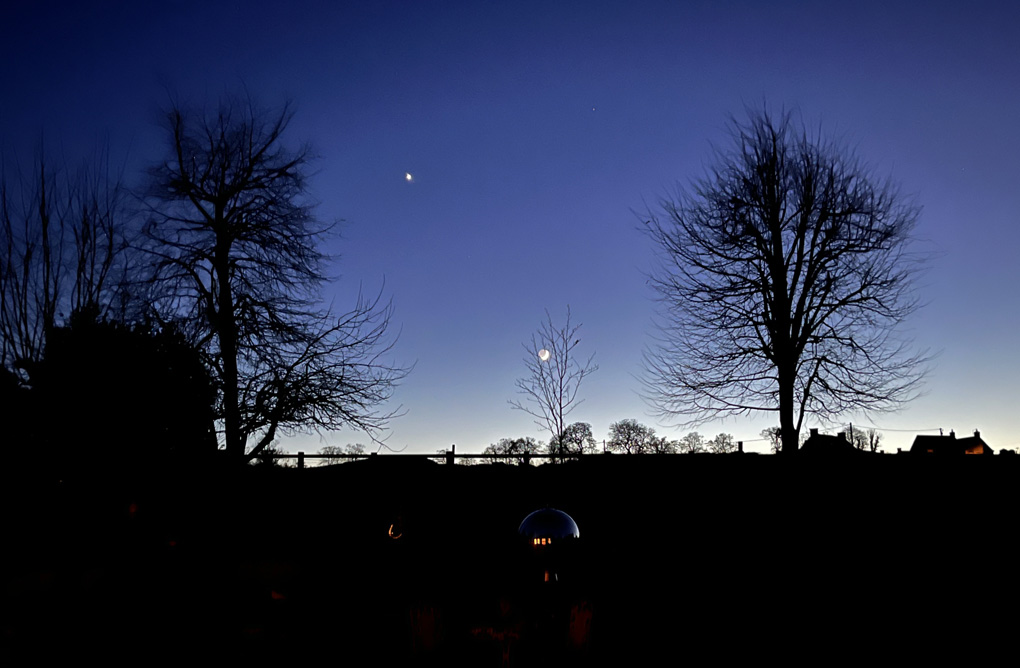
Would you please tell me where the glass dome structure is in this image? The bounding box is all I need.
[518,507,580,545]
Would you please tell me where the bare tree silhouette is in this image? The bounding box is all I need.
[677,432,706,454]
[844,424,883,452]
[546,421,599,462]
[761,427,783,454]
[482,436,541,465]
[707,433,737,454]
[0,149,127,374]
[865,428,883,453]
[509,307,597,452]
[316,443,367,466]
[643,107,928,454]
[142,96,408,462]
[607,419,674,454]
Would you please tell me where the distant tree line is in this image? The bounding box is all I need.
[474,419,742,464]
[256,416,887,466]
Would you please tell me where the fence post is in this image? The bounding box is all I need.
[446,444,455,466]
[298,451,305,469]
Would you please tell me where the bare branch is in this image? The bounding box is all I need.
[482,436,541,465]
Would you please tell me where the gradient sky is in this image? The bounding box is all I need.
[3,0,1018,454]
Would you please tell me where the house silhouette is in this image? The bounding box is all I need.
[800,428,861,455]
[910,430,992,455]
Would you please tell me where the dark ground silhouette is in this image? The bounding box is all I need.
[3,455,1016,665]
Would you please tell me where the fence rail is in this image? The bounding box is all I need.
[259,447,755,468]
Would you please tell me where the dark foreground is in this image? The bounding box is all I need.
[3,454,1017,665]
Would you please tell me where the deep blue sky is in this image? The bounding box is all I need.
[3,1,1018,454]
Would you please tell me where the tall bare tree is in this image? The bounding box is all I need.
[142,97,407,462]
[643,108,928,454]
[1,150,126,373]
[509,306,598,449]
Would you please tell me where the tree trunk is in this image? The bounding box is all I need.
[214,219,243,461]
[778,361,799,455]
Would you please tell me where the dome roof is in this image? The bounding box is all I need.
[518,507,580,540]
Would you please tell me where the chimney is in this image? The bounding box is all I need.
[949,430,956,439]
[974,430,981,440]
[837,431,847,442]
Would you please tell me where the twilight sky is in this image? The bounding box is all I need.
[3,0,1018,454]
